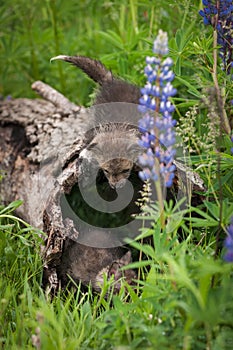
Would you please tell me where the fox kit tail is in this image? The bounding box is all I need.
[51,55,113,85]
[50,55,140,105]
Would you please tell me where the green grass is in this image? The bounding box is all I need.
[0,201,233,349]
[0,1,207,106]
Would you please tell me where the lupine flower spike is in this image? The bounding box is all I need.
[223,135,233,262]
[199,0,233,74]
[224,217,233,262]
[138,30,177,188]
[223,138,233,262]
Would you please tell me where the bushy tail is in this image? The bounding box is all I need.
[51,55,140,104]
[50,55,113,85]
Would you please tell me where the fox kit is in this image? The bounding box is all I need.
[79,123,141,189]
[58,239,136,294]
[51,55,142,189]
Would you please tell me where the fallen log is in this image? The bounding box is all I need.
[0,76,145,294]
[0,56,206,295]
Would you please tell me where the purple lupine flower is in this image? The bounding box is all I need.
[138,30,177,188]
[223,135,233,260]
[223,217,233,262]
[199,0,233,74]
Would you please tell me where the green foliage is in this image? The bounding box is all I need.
[85,220,233,350]
[0,0,233,349]
[0,0,203,105]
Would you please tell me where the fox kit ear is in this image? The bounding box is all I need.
[119,250,132,265]
[108,251,132,280]
[108,262,121,279]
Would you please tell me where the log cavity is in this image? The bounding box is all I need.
[59,163,144,249]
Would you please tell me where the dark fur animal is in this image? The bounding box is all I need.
[52,55,142,190]
[58,241,136,294]
[52,55,142,292]
[51,55,141,105]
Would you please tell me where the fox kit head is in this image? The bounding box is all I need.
[101,158,133,189]
[86,127,141,189]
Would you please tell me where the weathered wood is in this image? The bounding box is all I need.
[0,80,138,294]
[0,84,87,227]
[0,57,206,295]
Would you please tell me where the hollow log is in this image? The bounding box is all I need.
[0,82,142,294]
[0,82,83,227]
[0,58,206,295]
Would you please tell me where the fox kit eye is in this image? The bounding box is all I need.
[121,169,130,174]
[103,169,109,174]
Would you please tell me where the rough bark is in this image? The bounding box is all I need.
[0,82,139,295]
[0,78,206,295]
[0,83,85,292]
[0,83,86,226]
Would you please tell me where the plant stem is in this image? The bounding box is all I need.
[0,214,30,227]
[129,0,138,35]
[211,18,231,135]
[181,0,191,30]
[212,5,227,260]
[155,175,165,229]
[149,6,155,38]
[119,4,126,37]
